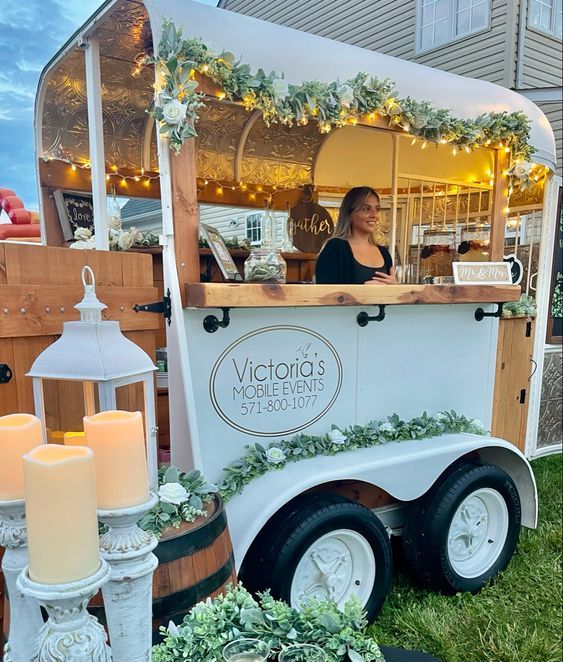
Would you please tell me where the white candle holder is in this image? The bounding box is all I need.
[0,498,43,662]
[16,559,112,662]
[98,492,159,662]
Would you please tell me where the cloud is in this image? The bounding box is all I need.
[0,0,103,204]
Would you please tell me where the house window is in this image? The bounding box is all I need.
[246,212,262,245]
[417,0,490,52]
[529,0,563,38]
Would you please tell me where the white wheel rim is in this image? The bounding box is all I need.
[290,529,376,610]
[447,487,509,578]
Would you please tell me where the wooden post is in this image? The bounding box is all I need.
[169,139,200,305]
[489,149,510,261]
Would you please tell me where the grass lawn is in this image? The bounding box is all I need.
[369,453,562,662]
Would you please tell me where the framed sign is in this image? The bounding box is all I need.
[546,187,562,344]
[452,261,513,285]
[200,224,242,282]
[53,190,94,241]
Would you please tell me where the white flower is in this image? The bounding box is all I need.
[265,446,286,464]
[70,237,96,250]
[337,84,354,108]
[158,482,189,505]
[167,620,180,638]
[470,419,485,431]
[107,213,122,231]
[328,428,347,445]
[117,230,135,251]
[74,227,92,241]
[434,412,448,422]
[272,78,289,100]
[162,99,187,125]
[512,161,533,178]
[379,422,396,434]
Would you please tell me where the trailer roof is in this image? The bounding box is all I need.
[36,0,557,180]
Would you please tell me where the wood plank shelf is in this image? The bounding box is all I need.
[184,283,521,308]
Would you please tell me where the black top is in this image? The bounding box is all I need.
[315,238,393,284]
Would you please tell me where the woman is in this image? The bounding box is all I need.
[315,186,397,285]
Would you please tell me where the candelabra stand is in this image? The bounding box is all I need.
[98,492,158,662]
[16,560,112,662]
[0,498,43,662]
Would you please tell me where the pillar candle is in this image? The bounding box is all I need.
[64,431,85,445]
[23,444,100,584]
[0,413,43,501]
[84,410,149,509]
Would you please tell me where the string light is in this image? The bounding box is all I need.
[41,155,160,187]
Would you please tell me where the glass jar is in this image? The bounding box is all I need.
[420,229,456,279]
[458,224,490,262]
[244,248,287,283]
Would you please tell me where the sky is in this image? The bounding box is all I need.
[0,0,217,210]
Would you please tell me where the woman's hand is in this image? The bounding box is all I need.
[365,267,397,285]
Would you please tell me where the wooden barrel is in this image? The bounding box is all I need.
[89,494,237,641]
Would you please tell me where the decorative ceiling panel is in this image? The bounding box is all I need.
[39,0,323,183]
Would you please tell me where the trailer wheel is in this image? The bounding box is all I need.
[403,463,521,594]
[240,494,392,621]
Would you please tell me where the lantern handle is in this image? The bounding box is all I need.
[82,266,96,292]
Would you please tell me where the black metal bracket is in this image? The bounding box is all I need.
[203,308,231,333]
[474,302,503,322]
[133,289,172,326]
[357,305,386,327]
[0,364,13,384]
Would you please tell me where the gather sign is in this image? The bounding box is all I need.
[289,199,334,253]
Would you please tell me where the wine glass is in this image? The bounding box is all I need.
[279,643,327,661]
[222,638,271,662]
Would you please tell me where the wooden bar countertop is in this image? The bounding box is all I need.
[185,283,521,308]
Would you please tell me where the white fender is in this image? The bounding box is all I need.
[225,433,537,570]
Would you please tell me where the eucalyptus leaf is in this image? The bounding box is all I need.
[163,465,180,483]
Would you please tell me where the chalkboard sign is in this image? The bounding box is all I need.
[53,190,94,241]
[546,187,563,344]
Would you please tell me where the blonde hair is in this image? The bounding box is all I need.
[332,186,380,245]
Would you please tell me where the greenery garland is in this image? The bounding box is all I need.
[219,411,486,502]
[152,583,384,662]
[149,20,538,190]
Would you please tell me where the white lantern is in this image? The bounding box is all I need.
[27,266,158,487]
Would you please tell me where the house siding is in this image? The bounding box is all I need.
[521,28,563,87]
[537,101,562,177]
[220,0,514,85]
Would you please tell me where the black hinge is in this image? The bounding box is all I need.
[525,320,532,337]
[133,289,172,326]
[519,388,526,404]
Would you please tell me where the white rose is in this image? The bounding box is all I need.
[74,227,92,241]
[127,226,144,244]
[117,230,135,251]
[328,428,347,445]
[265,446,286,465]
[158,482,189,505]
[337,84,354,108]
[470,419,485,431]
[271,78,289,100]
[108,213,122,231]
[513,161,533,177]
[162,99,187,126]
[70,237,96,250]
[379,422,396,434]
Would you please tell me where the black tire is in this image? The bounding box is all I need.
[403,463,521,594]
[239,493,392,621]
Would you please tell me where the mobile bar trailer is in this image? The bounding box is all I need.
[29,0,560,623]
